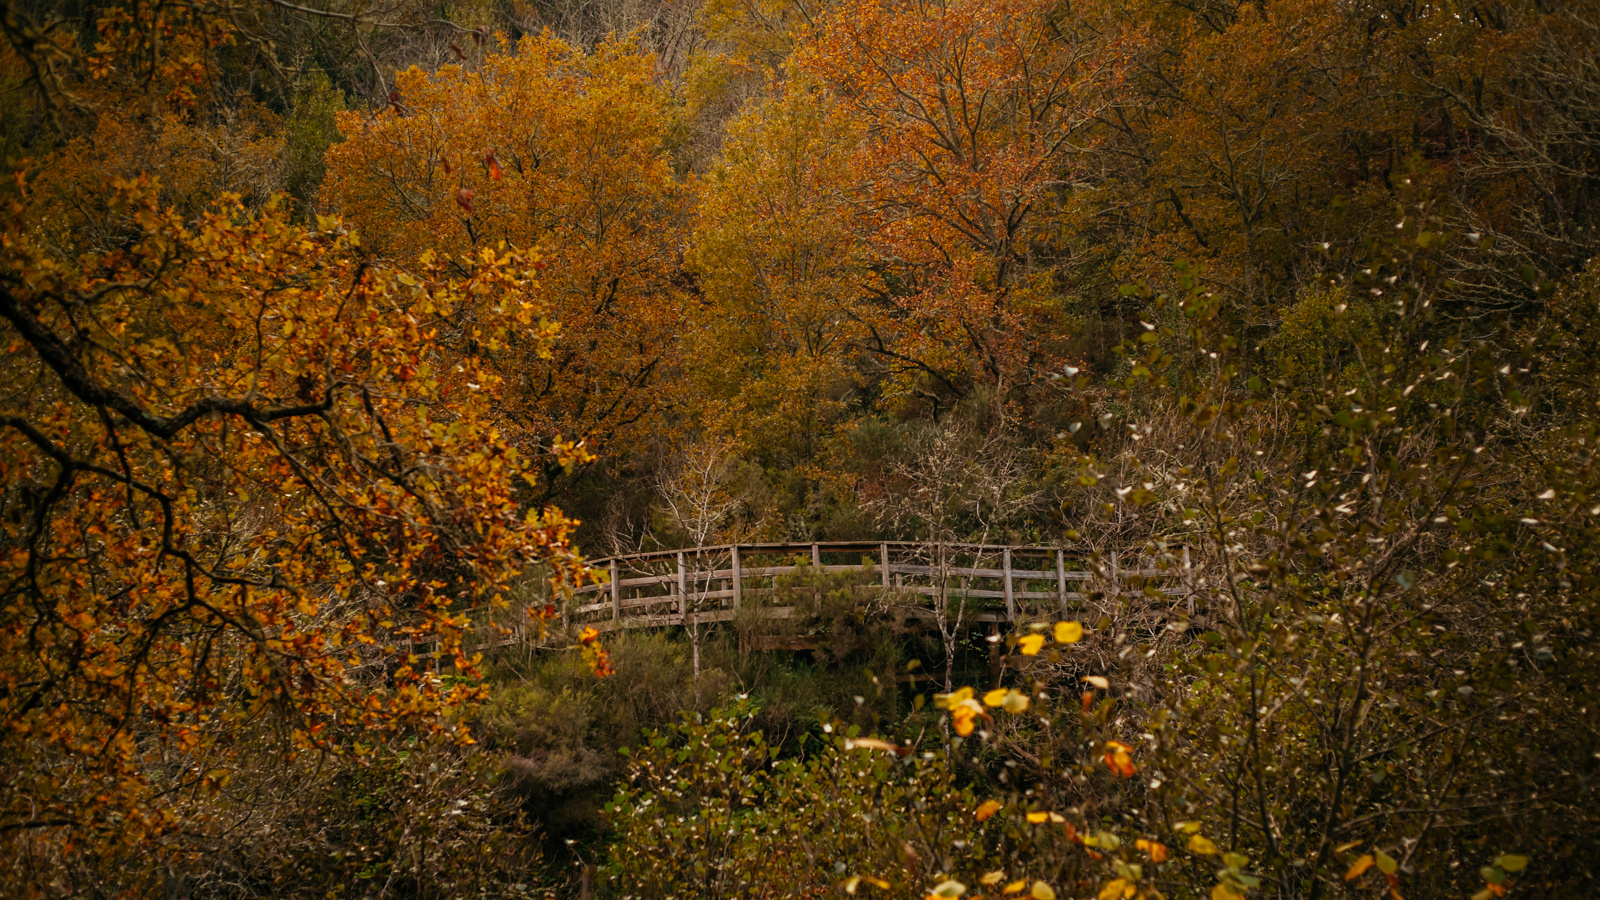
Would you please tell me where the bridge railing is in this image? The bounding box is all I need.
[565,541,1194,633]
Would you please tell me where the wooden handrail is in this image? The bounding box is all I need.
[562,541,1196,634]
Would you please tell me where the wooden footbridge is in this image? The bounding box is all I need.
[563,541,1195,634]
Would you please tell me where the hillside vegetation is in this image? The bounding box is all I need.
[2,0,1597,897]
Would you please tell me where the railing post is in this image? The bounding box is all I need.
[1056,548,1067,613]
[731,544,742,611]
[1003,546,1016,621]
[610,559,620,621]
[810,542,821,608]
[677,551,687,622]
[880,542,890,589]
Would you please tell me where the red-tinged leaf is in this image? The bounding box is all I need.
[456,188,474,212]
[486,149,503,181]
[450,41,466,60]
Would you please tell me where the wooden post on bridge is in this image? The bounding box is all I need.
[1056,549,1067,613]
[1003,546,1016,621]
[677,551,687,622]
[610,559,620,621]
[880,542,890,589]
[811,543,821,608]
[731,545,742,611]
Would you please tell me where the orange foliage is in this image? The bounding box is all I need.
[0,173,584,848]
[686,74,868,460]
[323,34,687,486]
[798,0,1129,399]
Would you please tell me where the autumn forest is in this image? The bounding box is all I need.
[2,0,1598,897]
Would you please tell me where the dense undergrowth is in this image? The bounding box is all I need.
[4,0,1600,896]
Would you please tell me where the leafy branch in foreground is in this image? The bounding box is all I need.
[909,196,1600,898]
[0,174,586,878]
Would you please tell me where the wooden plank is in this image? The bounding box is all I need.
[888,564,1084,580]
[581,540,1078,568]
[732,544,742,611]
[880,542,890,589]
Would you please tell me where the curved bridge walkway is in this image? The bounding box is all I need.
[566,541,1195,635]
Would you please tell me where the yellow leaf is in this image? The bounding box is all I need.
[1083,675,1110,689]
[935,687,974,709]
[952,704,979,736]
[1098,880,1129,900]
[1001,689,1031,713]
[1031,881,1056,900]
[975,800,1003,822]
[1345,855,1375,880]
[1211,884,1246,900]
[1027,811,1049,823]
[1375,849,1397,875]
[1018,634,1046,655]
[1054,621,1083,643]
[1188,835,1219,855]
[980,871,1006,885]
[1003,881,1027,895]
[984,688,1008,707]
